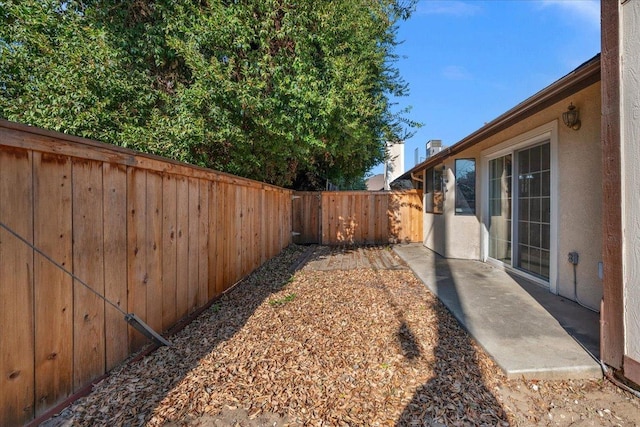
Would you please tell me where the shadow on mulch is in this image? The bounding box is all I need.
[42,245,308,426]
[396,257,509,426]
[396,321,422,361]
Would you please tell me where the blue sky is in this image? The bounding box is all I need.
[371,0,601,175]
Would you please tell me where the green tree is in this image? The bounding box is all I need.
[0,0,418,188]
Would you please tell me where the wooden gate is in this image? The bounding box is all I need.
[292,192,322,244]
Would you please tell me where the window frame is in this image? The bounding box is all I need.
[424,165,444,214]
[454,158,476,216]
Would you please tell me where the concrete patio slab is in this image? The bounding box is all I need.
[393,243,602,380]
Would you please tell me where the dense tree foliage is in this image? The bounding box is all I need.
[0,0,418,188]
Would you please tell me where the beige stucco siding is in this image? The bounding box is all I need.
[622,0,640,368]
[422,81,602,307]
[555,82,602,310]
[423,209,446,255]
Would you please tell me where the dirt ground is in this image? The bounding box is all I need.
[43,245,640,427]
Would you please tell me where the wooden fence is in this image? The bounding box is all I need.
[0,119,424,426]
[0,120,292,426]
[292,190,423,245]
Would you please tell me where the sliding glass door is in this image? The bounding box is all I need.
[487,142,551,281]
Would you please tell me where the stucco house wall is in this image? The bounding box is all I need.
[621,0,640,381]
[555,83,602,310]
[422,155,482,259]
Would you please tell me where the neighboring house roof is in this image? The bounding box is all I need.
[366,174,385,191]
[396,53,601,181]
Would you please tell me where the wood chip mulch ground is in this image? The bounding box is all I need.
[45,245,640,427]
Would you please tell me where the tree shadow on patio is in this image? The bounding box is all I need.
[396,257,509,426]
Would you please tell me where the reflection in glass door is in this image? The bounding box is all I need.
[516,143,550,279]
[488,155,512,263]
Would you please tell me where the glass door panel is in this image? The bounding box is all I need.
[516,142,550,279]
[488,155,512,263]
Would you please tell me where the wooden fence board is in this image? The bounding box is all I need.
[162,174,178,330]
[375,194,386,243]
[257,190,264,264]
[198,179,209,307]
[320,193,329,244]
[319,193,325,244]
[71,159,105,390]
[284,191,292,248]
[263,191,271,260]
[353,195,362,243]
[145,172,163,333]
[364,195,374,244]
[333,193,340,244]
[343,194,350,244]
[276,191,283,255]
[126,169,147,350]
[280,192,287,251]
[234,186,243,283]
[243,189,257,276]
[388,192,400,243]
[246,187,253,278]
[207,181,218,300]
[331,194,341,245]
[103,163,128,370]
[245,188,253,273]
[187,178,200,312]
[215,182,226,296]
[292,194,302,243]
[267,191,274,258]
[0,148,35,425]
[253,191,267,267]
[33,152,73,415]
[240,186,248,278]
[222,182,232,290]
[278,193,283,255]
[279,191,285,253]
[251,189,259,272]
[175,176,189,320]
[369,195,378,244]
[227,182,236,289]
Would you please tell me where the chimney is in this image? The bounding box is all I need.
[426,139,443,158]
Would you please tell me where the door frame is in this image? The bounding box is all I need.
[480,120,559,293]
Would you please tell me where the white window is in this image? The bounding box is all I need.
[455,158,476,215]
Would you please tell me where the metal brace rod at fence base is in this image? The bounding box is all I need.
[0,220,171,347]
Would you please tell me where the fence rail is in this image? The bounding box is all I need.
[0,120,292,426]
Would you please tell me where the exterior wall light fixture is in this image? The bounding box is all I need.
[562,102,581,130]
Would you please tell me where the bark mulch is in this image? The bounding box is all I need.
[44,245,640,427]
